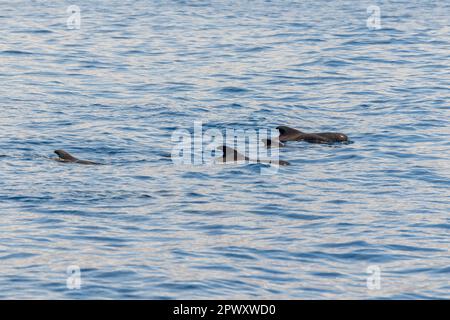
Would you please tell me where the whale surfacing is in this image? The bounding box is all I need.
[217,145,289,166]
[219,146,248,162]
[277,126,348,144]
[54,150,100,165]
[262,139,285,148]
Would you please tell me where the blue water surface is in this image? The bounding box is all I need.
[0,0,449,299]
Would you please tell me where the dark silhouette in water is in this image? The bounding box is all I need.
[54,150,100,165]
[277,125,348,144]
[261,139,285,148]
[217,145,290,166]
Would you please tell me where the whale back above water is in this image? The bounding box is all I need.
[217,145,289,166]
[313,132,348,142]
[54,150,100,165]
[276,126,348,143]
[218,145,248,162]
[262,139,285,148]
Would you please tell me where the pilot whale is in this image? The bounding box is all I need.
[277,125,348,144]
[261,138,285,148]
[54,150,100,165]
[217,145,290,166]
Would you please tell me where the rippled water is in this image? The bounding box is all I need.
[0,0,449,299]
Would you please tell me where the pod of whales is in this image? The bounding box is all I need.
[54,150,100,165]
[277,125,348,144]
[48,124,349,168]
[217,145,290,166]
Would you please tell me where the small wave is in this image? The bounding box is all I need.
[0,253,38,260]
[217,86,250,94]
[0,50,34,55]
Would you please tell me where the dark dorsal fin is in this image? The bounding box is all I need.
[54,150,78,162]
[218,145,247,162]
[261,139,284,148]
[276,126,303,141]
[218,145,290,166]
[54,150,100,165]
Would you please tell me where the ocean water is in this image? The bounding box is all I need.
[0,0,449,299]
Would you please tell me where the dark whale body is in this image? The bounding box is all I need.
[54,150,100,165]
[261,139,285,148]
[217,145,289,166]
[277,126,348,144]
